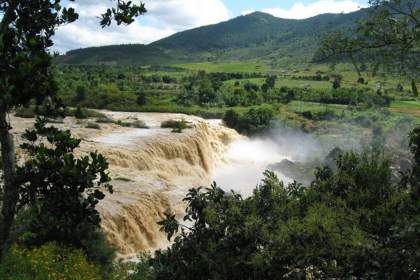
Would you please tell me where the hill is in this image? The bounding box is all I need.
[57,10,368,65]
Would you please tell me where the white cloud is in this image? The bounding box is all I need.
[261,0,365,20]
[146,0,230,29]
[54,0,230,53]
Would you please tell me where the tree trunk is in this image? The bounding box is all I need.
[0,109,17,261]
[412,79,418,97]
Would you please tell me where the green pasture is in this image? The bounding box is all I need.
[174,61,271,73]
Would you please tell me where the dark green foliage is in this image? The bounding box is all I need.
[74,106,88,119]
[75,85,87,104]
[261,75,277,93]
[331,74,342,89]
[411,80,418,97]
[223,87,262,107]
[137,90,147,106]
[177,71,222,106]
[406,127,420,197]
[279,86,295,104]
[315,0,419,81]
[116,120,148,129]
[141,128,420,279]
[16,118,114,267]
[100,1,146,28]
[222,110,241,129]
[244,81,259,92]
[223,106,274,134]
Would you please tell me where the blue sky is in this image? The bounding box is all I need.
[224,0,367,16]
[54,0,369,53]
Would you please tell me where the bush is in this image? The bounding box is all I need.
[223,105,274,134]
[116,120,148,128]
[96,116,114,123]
[0,243,101,280]
[161,120,191,133]
[223,109,241,129]
[74,106,88,119]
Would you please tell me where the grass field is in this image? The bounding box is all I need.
[174,61,412,96]
[389,100,420,117]
[175,61,271,73]
[391,100,420,109]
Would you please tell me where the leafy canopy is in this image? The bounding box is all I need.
[144,129,420,279]
[17,118,112,250]
[314,0,419,79]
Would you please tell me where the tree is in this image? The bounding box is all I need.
[244,81,259,92]
[0,0,146,260]
[137,89,147,106]
[222,109,240,128]
[331,74,343,89]
[265,75,277,89]
[261,76,276,93]
[74,85,87,104]
[198,79,218,105]
[223,106,274,134]
[314,0,419,89]
[17,119,114,266]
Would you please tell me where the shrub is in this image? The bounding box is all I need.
[161,120,191,133]
[0,243,101,280]
[96,116,114,123]
[116,120,148,128]
[74,106,88,119]
[223,105,274,134]
[223,109,241,129]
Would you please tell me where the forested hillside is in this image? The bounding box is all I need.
[58,10,367,65]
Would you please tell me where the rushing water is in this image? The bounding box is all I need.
[213,138,293,197]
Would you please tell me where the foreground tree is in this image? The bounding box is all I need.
[17,118,114,269]
[0,0,146,260]
[314,0,419,90]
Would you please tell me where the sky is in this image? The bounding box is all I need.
[54,0,368,53]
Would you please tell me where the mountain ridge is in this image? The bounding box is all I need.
[57,9,368,65]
